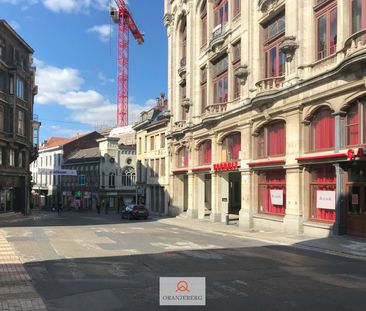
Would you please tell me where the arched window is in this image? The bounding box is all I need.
[200,1,207,47]
[257,121,285,158]
[345,99,366,146]
[310,107,335,151]
[109,172,115,188]
[177,146,189,168]
[102,172,105,188]
[198,140,212,165]
[122,166,136,186]
[222,132,241,162]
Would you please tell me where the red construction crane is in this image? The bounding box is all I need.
[110,0,144,127]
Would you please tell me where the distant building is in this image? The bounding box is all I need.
[0,20,40,214]
[60,126,137,211]
[133,94,170,215]
[61,147,101,210]
[30,131,103,208]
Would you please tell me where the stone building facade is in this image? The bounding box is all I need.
[134,96,170,215]
[0,20,39,214]
[164,0,366,237]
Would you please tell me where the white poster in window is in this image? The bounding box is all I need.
[352,194,359,205]
[316,190,336,210]
[270,189,283,206]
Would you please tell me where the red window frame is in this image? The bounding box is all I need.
[199,140,212,165]
[258,170,286,216]
[222,132,241,162]
[315,1,337,60]
[181,84,187,120]
[214,73,228,104]
[350,0,366,44]
[214,0,229,26]
[201,83,207,113]
[310,107,335,151]
[263,13,286,78]
[310,166,336,222]
[232,41,241,99]
[233,0,241,18]
[257,121,286,159]
[177,147,189,168]
[346,102,360,146]
[201,1,207,47]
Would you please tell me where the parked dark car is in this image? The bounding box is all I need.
[121,204,149,220]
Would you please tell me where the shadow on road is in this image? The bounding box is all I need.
[15,244,366,311]
[0,209,173,228]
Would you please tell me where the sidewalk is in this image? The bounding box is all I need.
[158,216,366,260]
[0,233,47,311]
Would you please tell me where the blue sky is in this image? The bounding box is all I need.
[0,0,167,141]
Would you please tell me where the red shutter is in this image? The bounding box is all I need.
[268,121,285,156]
[314,109,334,150]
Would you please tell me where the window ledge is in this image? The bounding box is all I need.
[303,220,334,230]
[253,213,284,223]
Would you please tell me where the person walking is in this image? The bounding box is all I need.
[105,200,109,215]
[57,202,63,217]
[96,200,101,215]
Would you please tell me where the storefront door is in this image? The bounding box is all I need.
[347,184,366,237]
[229,172,241,215]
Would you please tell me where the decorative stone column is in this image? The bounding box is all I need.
[333,164,346,235]
[239,169,253,229]
[283,165,303,234]
[332,111,347,152]
[186,172,197,218]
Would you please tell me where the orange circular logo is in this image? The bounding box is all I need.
[176,280,190,292]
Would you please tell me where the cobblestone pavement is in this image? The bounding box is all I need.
[0,234,47,311]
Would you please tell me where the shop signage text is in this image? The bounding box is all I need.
[316,190,336,210]
[38,168,77,176]
[213,161,239,171]
[270,189,283,206]
[347,148,364,160]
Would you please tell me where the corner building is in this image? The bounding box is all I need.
[164,0,366,237]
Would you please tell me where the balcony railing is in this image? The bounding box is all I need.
[205,102,228,114]
[255,76,285,92]
[33,114,39,121]
[344,29,366,57]
[174,120,186,128]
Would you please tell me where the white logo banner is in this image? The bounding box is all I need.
[160,277,206,306]
[38,168,77,176]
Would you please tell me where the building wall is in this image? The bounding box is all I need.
[164,0,366,237]
[98,137,137,207]
[135,121,170,215]
[0,20,37,214]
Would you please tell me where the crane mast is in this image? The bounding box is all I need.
[110,0,144,127]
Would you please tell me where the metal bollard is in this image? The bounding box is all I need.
[225,213,229,225]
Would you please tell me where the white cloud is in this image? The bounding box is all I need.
[98,72,114,84]
[48,125,86,138]
[87,24,112,43]
[0,0,109,13]
[35,60,154,128]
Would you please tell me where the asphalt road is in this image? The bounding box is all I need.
[1,210,366,311]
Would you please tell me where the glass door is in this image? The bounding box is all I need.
[347,184,366,237]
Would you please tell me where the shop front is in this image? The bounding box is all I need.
[0,176,26,213]
[344,163,366,237]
